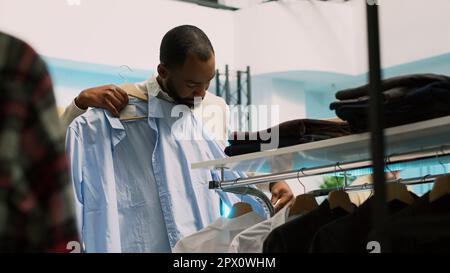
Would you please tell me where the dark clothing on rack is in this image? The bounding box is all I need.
[368,193,450,253]
[225,135,332,156]
[335,73,450,100]
[330,80,450,133]
[309,194,418,253]
[226,119,351,156]
[230,119,351,143]
[262,199,352,253]
[330,86,414,108]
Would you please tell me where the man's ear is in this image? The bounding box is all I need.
[157,64,169,80]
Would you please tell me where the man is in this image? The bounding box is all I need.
[60,26,293,213]
[0,31,78,252]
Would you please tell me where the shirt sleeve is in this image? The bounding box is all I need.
[65,127,85,249]
[60,99,87,131]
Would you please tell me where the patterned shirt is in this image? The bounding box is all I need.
[0,32,78,252]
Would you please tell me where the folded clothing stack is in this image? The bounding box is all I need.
[225,119,351,156]
[330,74,450,133]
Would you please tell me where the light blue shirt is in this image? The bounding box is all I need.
[66,95,266,253]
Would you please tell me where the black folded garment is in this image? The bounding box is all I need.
[225,135,332,156]
[229,119,351,144]
[225,119,351,156]
[331,81,450,133]
[330,86,414,109]
[335,73,450,101]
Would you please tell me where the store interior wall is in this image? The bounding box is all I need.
[1,0,449,120]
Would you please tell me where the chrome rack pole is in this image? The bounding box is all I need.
[307,174,440,197]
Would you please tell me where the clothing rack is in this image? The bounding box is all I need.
[209,145,450,190]
[197,4,447,252]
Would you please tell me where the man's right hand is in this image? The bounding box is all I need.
[75,85,129,117]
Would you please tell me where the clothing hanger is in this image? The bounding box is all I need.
[229,186,254,218]
[118,65,148,102]
[120,83,148,102]
[117,65,148,121]
[430,176,450,202]
[384,156,415,205]
[430,149,450,202]
[327,162,355,213]
[288,169,319,217]
[386,182,415,205]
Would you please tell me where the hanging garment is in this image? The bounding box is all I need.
[66,92,266,252]
[228,205,298,253]
[225,119,351,156]
[330,80,450,133]
[309,194,418,253]
[335,73,450,101]
[368,192,450,253]
[173,211,264,253]
[262,199,352,253]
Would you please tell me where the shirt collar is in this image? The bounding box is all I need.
[140,74,175,103]
[104,110,126,147]
[142,75,180,119]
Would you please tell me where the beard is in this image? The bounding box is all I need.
[166,78,202,109]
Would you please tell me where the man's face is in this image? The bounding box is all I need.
[161,51,216,108]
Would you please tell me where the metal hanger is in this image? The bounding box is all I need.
[118,65,148,102]
[117,65,148,121]
[328,162,354,213]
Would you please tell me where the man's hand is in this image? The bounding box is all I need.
[75,85,129,117]
[270,181,294,213]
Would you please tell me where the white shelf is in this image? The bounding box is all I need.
[191,116,450,173]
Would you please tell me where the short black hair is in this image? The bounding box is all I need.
[160,25,215,68]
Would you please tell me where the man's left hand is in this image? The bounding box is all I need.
[270,181,294,213]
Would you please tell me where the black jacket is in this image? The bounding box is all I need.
[309,194,418,253]
[368,193,450,253]
[263,200,352,253]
